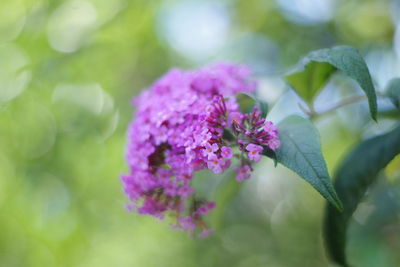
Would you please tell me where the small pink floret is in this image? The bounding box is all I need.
[246,143,263,162]
[221,146,233,159]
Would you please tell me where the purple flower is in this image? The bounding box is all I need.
[228,112,243,126]
[199,228,214,239]
[122,63,280,237]
[246,143,263,162]
[196,202,217,215]
[235,165,252,182]
[263,121,275,132]
[179,216,196,230]
[178,185,195,199]
[221,146,233,159]
[268,138,281,150]
[203,142,219,158]
[207,154,225,174]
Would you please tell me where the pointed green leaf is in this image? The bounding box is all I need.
[275,115,343,210]
[324,124,400,266]
[386,78,400,109]
[286,46,377,120]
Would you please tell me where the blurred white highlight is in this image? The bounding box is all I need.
[47,0,97,53]
[157,1,230,62]
[0,0,26,42]
[277,0,336,25]
[0,44,31,102]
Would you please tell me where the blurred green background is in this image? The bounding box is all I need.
[0,0,400,266]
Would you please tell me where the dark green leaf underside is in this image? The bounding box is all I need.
[324,124,400,266]
[386,78,400,109]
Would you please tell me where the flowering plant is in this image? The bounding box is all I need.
[122,64,280,237]
[121,45,400,267]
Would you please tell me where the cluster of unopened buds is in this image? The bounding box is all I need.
[122,63,280,237]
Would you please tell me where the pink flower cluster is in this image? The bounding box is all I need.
[122,63,280,237]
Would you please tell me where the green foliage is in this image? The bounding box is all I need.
[273,115,343,211]
[286,46,377,120]
[286,61,335,103]
[324,124,400,266]
[236,92,268,118]
[0,0,399,266]
[386,78,400,109]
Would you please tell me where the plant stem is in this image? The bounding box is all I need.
[306,93,386,119]
[318,95,367,115]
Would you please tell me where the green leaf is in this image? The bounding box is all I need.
[236,92,268,118]
[386,78,400,109]
[324,124,400,266]
[274,115,343,210]
[285,46,377,120]
[286,61,336,103]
